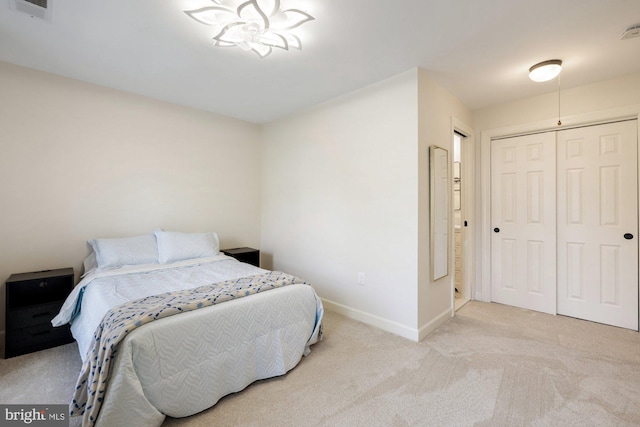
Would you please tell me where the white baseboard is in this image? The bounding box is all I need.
[322,298,451,342]
[417,307,452,341]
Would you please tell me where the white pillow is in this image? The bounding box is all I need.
[154,230,219,264]
[82,252,98,275]
[89,234,158,269]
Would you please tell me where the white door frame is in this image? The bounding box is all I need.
[478,105,640,304]
[451,117,475,315]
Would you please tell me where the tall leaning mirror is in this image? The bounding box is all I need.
[430,145,449,281]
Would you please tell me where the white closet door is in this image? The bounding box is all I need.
[557,120,638,330]
[491,132,557,314]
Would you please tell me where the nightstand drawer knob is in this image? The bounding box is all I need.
[39,281,47,288]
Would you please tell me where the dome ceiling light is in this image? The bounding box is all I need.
[528,59,563,82]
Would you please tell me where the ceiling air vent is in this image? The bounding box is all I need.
[621,23,640,40]
[10,0,52,21]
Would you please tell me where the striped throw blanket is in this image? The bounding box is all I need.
[71,271,307,426]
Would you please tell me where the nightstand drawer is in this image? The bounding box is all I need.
[7,273,73,309]
[7,302,63,330]
[5,323,72,357]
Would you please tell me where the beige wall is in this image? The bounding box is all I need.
[417,70,473,331]
[474,72,640,132]
[261,68,472,340]
[261,69,421,338]
[0,61,262,332]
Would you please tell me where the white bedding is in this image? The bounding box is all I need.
[54,254,271,360]
[53,255,323,426]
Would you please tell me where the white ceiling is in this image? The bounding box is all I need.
[1,0,639,123]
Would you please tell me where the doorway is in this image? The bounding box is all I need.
[453,131,470,311]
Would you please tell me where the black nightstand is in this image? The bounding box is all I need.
[222,247,260,268]
[5,268,74,358]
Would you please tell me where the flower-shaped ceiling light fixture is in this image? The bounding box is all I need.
[184,0,314,58]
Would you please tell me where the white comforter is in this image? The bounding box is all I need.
[53,255,323,427]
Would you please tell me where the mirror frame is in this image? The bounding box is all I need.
[430,145,449,281]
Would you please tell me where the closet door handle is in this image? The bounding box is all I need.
[624,233,634,240]
[494,228,500,233]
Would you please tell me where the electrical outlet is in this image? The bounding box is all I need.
[357,272,365,286]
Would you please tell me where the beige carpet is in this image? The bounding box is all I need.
[2,302,640,426]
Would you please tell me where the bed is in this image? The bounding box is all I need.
[52,231,323,427]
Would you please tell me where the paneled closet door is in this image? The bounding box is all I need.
[556,120,638,330]
[491,132,557,314]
